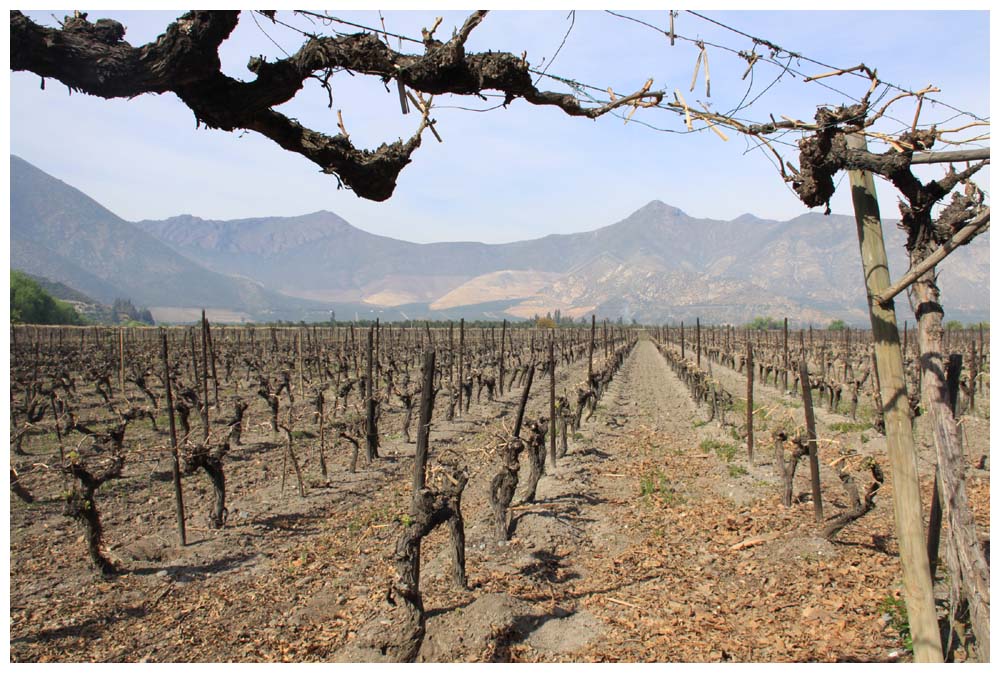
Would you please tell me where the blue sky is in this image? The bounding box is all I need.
[8,7,991,244]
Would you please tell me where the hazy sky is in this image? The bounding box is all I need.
[8,5,991,244]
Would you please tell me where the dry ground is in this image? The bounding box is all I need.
[9,338,989,662]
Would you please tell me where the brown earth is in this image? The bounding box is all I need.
[9,338,988,662]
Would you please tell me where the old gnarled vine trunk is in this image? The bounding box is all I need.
[911,265,990,660]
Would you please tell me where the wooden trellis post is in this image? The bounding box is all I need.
[695,317,701,368]
[458,318,465,416]
[746,341,754,463]
[499,319,507,396]
[118,327,126,399]
[588,315,595,380]
[846,132,942,663]
[798,360,823,523]
[160,331,186,546]
[549,332,556,467]
[366,326,378,461]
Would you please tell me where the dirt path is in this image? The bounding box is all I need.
[475,338,912,662]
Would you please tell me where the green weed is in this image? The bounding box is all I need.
[878,593,913,655]
[700,439,738,462]
[639,470,668,497]
[728,464,748,478]
[828,421,872,434]
[699,439,723,452]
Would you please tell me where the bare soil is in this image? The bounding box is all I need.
[9,338,989,662]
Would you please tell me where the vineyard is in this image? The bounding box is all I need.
[8,319,990,662]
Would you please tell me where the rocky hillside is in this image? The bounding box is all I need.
[136,200,990,325]
[11,156,332,322]
[12,156,989,325]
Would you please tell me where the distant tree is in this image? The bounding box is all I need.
[747,316,783,330]
[11,270,84,325]
[827,319,848,330]
[111,297,155,325]
[535,316,556,329]
[944,320,964,331]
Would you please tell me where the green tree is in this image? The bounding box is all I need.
[828,319,848,330]
[944,320,964,331]
[747,316,782,330]
[10,271,84,325]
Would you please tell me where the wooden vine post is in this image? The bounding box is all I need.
[188,328,199,397]
[297,328,304,396]
[200,311,211,440]
[696,317,701,368]
[448,321,454,389]
[499,319,507,396]
[118,326,126,399]
[206,318,219,409]
[374,318,381,396]
[160,331,186,546]
[458,318,465,417]
[549,332,556,467]
[782,317,789,390]
[798,360,823,523]
[588,314,596,381]
[603,319,608,360]
[845,132,942,663]
[365,325,378,461]
[746,341,754,463]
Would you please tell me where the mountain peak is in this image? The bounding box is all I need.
[635,200,686,218]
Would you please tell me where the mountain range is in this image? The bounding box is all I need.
[10,155,990,325]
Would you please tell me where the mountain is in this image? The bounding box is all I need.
[10,156,336,322]
[11,156,989,325]
[21,273,155,325]
[23,273,100,306]
[135,199,989,325]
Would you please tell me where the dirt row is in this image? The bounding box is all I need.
[10,336,980,661]
[486,339,913,661]
[10,337,604,661]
